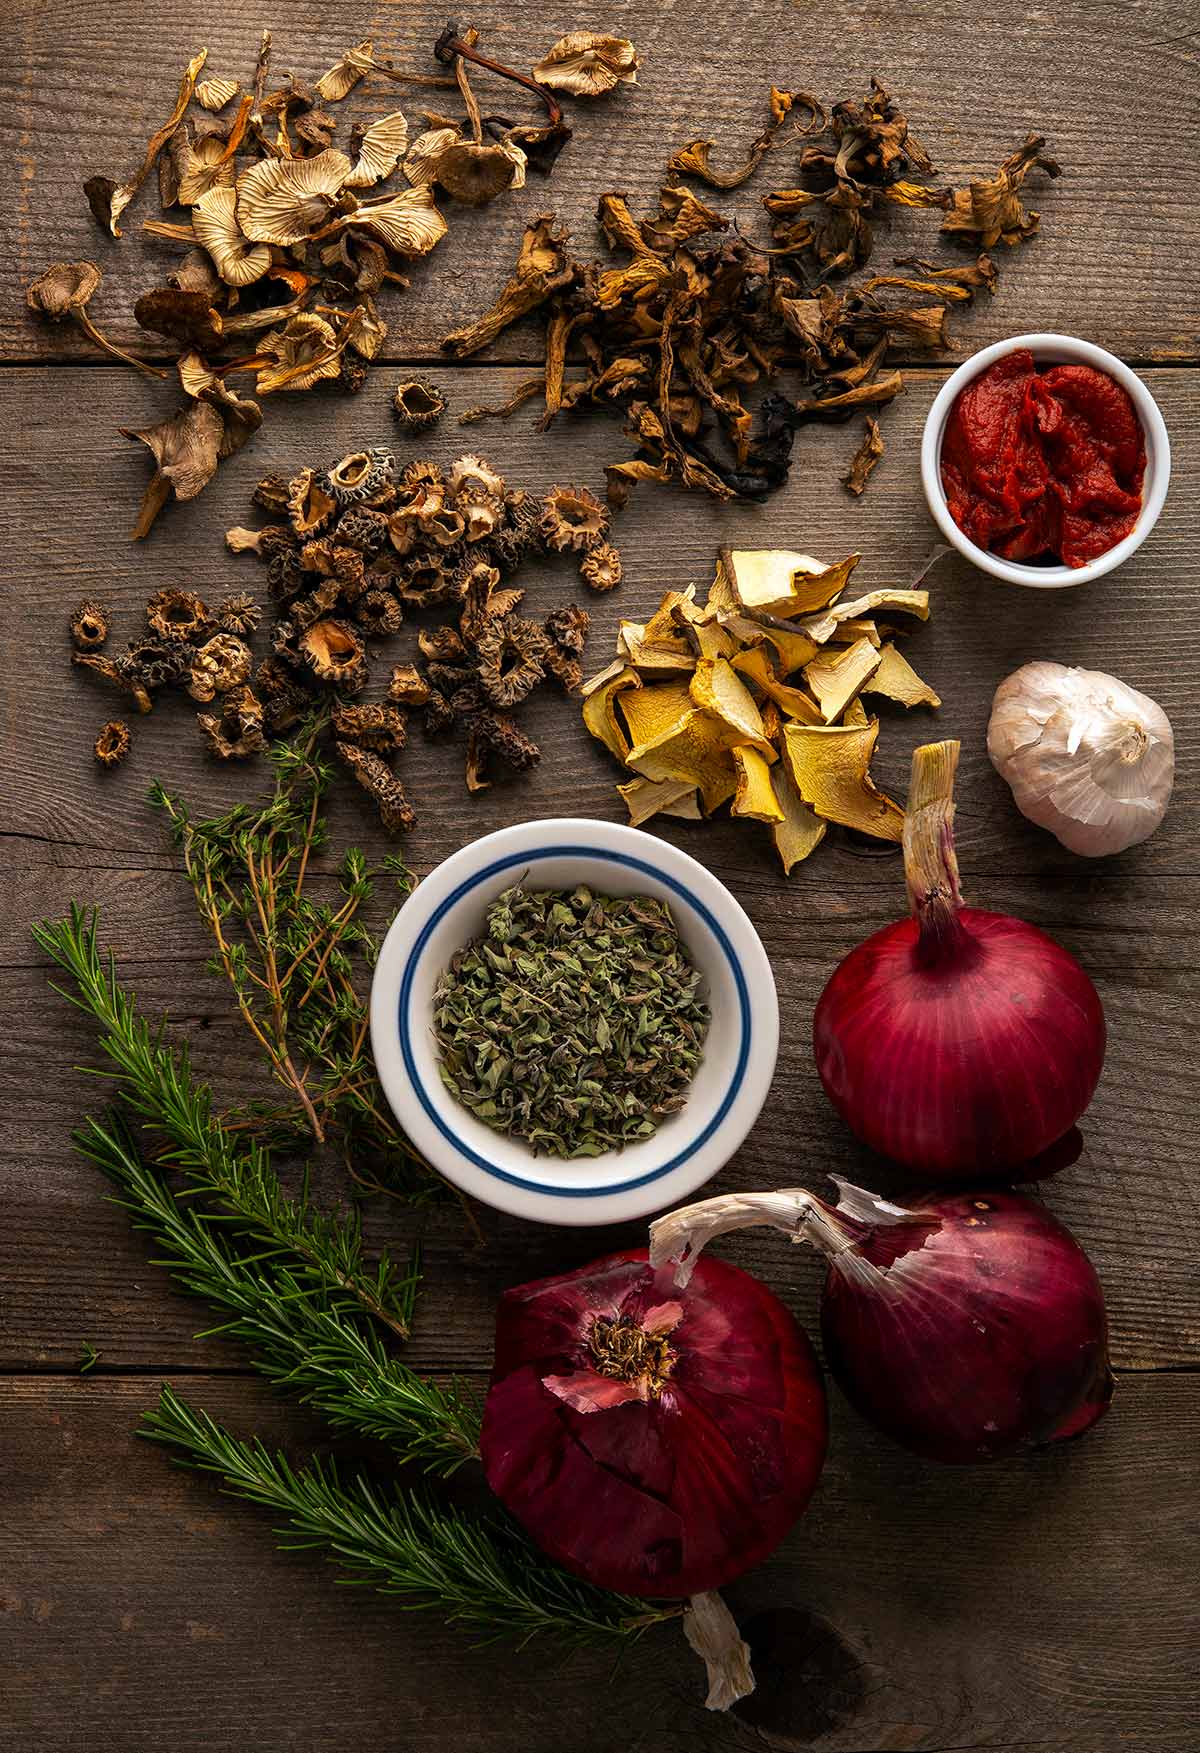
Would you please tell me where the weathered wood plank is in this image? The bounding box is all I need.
[2,863,1195,1373]
[1,365,1195,874]
[3,0,1199,366]
[1,1370,1195,1752]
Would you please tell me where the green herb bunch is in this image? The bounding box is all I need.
[433,885,711,1158]
[33,732,676,1647]
[149,712,428,1201]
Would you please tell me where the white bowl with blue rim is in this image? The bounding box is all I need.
[369,817,779,1227]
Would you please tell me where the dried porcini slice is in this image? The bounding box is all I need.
[337,741,416,833]
[187,633,253,702]
[331,701,408,751]
[782,719,904,841]
[392,377,446,430]
[531,31,638,95]
[580,541,622,592]
[731,745,785,824]
[772,752,827,872]
[71,599,110,650]
[862,642,941,708]
[197,684,267,760]
[94,719,131,768]
[146,587,211,642]
[387,663,431,706]
[803,637,884,723]
[475,616,549,707]
[299,617,367,690]
[539,485,607,552]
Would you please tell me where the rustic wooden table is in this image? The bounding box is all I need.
[2,2,1197,1748]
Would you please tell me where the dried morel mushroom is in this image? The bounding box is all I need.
[197,685,268,759]
[71,599,110,650]
[475,616,548,707]
[331,701,407,750]
[540,485,607,552]
[94,720,132,767]
[581,546,942,872]
[580,541,623,592]
[392,377,446,429]
[299,617,368,690]
[337,741,416,832]
[187,633,253,701]
[146,587,210,642]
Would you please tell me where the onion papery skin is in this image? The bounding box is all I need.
[813,908,1106,1179]
[820,1189,1113,1464]
[481,1249,828,1599]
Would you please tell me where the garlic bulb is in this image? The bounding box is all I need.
[988,661,1174,857]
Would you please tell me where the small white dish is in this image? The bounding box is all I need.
[369,817,779,1227]
[920,332,1170,589]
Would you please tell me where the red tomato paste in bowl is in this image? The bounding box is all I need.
[939,347,1146,568]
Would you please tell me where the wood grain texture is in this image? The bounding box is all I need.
[2,0,1199,366]
[3,1371,1196,1752]
[3,5,1199,1747]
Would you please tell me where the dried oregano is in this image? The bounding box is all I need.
[432,885,710,1158]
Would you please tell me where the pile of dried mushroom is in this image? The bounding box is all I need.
[71,444,619,826]
[582,548,942,872]
[26,25,639,537]
[448,85,1058,503]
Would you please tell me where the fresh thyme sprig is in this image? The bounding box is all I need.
[144,1386,675,1644]
[33,905,415,1339]
[77,1111,479,1470]
[148,715,427,1194]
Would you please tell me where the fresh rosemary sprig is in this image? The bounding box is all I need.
[148,716,427,1195]
[33,905,415,1339]
[144,1386,674,1644]
[77,1110,479,1471]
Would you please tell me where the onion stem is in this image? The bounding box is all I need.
[903,739,970,964]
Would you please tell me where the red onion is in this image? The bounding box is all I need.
[814,740,1106,1180]
[650,1179,1113,1465]
[480,1248,827,1598]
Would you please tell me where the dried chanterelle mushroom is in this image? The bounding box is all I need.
[29,26,633,539]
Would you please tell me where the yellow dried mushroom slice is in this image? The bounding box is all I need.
[723,548,860,617]
[581,665,641,760]
[617,678,694,751]
[863,642,942,708]
[771,754,828,873]
[803,637,883,723]
[730,646,821,723]
[731,746,784,823]
[617,776,696,826]
[782,720,904,842]
[688,657,774,757]
[627,712,738,814]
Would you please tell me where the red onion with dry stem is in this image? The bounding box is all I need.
[650,1179,1113,1464]
[480,1248,827,1599]
[813,739,1106,1180]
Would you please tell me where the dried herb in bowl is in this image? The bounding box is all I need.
[432,885,710,1157]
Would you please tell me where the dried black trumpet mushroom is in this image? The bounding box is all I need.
[71,599,110,651]
[443,83,1057,503]
[94,720,132,767]
[392,377,447,429]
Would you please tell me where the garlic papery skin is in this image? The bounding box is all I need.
[987,661,1174,857]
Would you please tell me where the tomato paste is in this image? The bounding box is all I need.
[940,348,1146,567]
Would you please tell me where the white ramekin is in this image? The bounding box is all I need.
[920,333,1170,589]
[368,818,779,1227]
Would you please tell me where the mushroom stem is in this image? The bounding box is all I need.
[433,26,565,129]
[76,311,169,378]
